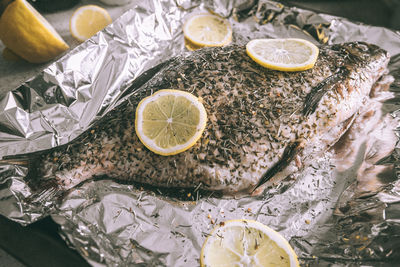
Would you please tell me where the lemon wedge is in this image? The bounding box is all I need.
[246,38,319,72]
[200,219,299,267]
[0,0,69,63]
[183,13,232,48]
[135,89,207,156]
[70,5,112,42]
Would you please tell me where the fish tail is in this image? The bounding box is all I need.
[0,156,30,166]
[0,155,59,192]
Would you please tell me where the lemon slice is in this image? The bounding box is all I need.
[70,5,112,42]
[0,0,69,63]
[135,89,207,156]
[246,38,319,72]
[200,219,299,267]
[183,13,232,47]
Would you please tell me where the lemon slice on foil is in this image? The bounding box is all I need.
[200,219,300,267]
[183,13,232,48]
[70,5,112,42]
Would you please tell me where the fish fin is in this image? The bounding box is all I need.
[0,154,56,192]
[303,66,349,116]
[252,141,303,193]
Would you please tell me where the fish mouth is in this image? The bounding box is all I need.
[345,41,388,57]
[340,42,390,73]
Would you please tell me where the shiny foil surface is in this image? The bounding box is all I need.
[0,0,400,266]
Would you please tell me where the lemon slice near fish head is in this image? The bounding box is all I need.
[246,38,319,72]
[183,13,232,48]
[200,219,300,267]
[135,89,207,156]
[70,5,112,42]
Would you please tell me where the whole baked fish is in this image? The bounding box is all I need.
[10,41,390,195]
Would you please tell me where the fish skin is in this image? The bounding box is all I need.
[24,41,390,195]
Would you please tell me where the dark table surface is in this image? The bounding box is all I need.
[0,215,89,267]
[0,1,398,267]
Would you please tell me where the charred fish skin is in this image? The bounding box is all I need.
[32,42,390,195]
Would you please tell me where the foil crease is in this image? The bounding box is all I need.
[0,0,400,266]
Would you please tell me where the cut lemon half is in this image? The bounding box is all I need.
[0,0,69,63]
[246,38,319,72]
[183,13,232,47]
[200,219,299,267]
[70,5,112,42]
[135,89,207,156]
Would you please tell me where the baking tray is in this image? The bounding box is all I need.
[0,1,397,266]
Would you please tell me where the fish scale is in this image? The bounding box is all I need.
[18,42,390,195]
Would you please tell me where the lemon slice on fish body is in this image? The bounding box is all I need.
[200,219,300,267]
[135,89,207,156]
[246,38,319,72]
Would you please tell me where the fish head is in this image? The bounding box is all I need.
[341,42,390,76]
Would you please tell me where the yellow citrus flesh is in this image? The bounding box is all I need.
[135,89,207,156]
[70,5,112,42]
[0,0,69,63]
[246,38,319,72]
[183,13,232,48]
[200,219,299,267]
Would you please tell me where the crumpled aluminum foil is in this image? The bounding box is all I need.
[1,0,400,266]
